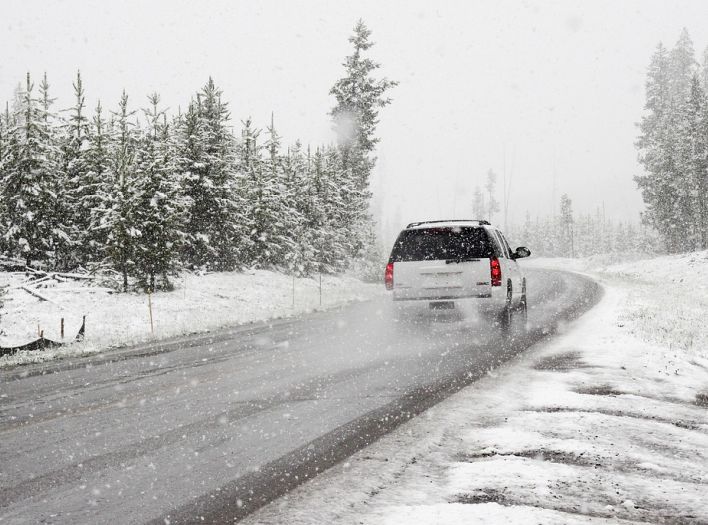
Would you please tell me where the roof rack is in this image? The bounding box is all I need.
[406,219,491,228]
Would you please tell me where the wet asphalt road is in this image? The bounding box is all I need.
[0,268,600,524]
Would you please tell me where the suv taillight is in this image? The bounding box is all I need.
[490,257,502,287]
[385,262,394,290]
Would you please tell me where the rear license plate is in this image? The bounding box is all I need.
[429,301,455,310]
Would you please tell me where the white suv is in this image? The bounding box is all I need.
[385,220,530,327]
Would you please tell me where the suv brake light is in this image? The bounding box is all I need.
[385,262,394,290]
[490,257,502,287]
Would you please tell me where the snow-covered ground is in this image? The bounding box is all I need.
[243,251,708,524]
[0,270,380,368]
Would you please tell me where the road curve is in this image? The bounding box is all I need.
[0,268,601,524]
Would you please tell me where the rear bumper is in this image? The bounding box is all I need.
[392,286,505,305]
[393,292,492,301]
[390,291,506,317]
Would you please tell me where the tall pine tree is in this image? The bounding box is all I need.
[132,94,184,290]
[329,20,397,263]
[104,91,138,290]
[2,73,66,267]
[62,71,93,265]
[178,79,242,270]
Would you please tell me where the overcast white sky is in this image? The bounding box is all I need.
[3,0,708,244]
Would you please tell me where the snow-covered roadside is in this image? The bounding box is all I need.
[243,252,708,524]
[0,270,381,368]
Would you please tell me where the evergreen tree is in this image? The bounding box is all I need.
[323,145,351,270]
[2,73,66,267]
[0,279,6,336]
[302,146,328,273]
[668,28,696,105]
[261,117,299,270]
[485,169,500,223]
[674,74,708,249]
[472,186,485,219]
[39,73,72,268]
[636,42,682,251]
[179,78,241,270]
[0,103,10,256]
[637,31,708,252]
[239,118,294,269]
[62,71,93,264]
[559,194,574,257]
[173,100,205,265]
[104,91,138,290]
[701,45,708,95]
[132,94,184,290]
[279,140,311,274]
[329,19,397,261]
[85,100,113,260]
[0,102,8,167]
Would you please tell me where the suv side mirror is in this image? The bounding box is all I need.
[511,246,531,260]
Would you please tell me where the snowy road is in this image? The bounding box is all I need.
[0,268,600,524]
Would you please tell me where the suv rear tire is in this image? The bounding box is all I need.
[518,278,528,326]
[499,284,513,331]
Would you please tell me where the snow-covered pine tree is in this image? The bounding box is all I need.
[2,73,66,267]
[330,20,397,182]
[0,276,6,336]
[104,91,138,291]
[329,20,397,262]
[0,103,9,257]
[559,194,574,257]
[0,102,8,168]
[232,117,258,267]
[324,143,367,262]
[85,100,113,261]
[689,74,708,250]
[324,145,354,270]
[472,186,485,220]
[291,144,343,275]
[260,117,299,270]
[173,100,206,266]
[278,139,310,274]
[636,30,708,253]
[39,74,73,269]
[239,117,287,269]
[131,93,184,291]
[668,29,697,106]
[178,79,241,270]
[61,71,93,265]
[485,169,500,223]
[199,79,242,270]
[674,74,708,250]
[699,90,708,250]
[301,146,328,274]
[636,42,682,252]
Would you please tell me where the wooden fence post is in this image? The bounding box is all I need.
[148,291,154,336]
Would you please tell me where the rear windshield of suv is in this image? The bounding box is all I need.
[389,227,493,262]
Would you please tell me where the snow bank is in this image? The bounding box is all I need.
[0,270,381,368]
[528,250,708,355]
[242,251,708,524]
